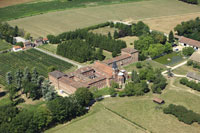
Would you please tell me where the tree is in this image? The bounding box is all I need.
[15,69,23,90]
[182,47,195,56]
[31,68,38,83]
[33,107,52,131]
[114,30,119,39]
[168,31,174,43]
[96,48,105,61]
[109,87,117,97]
[48,66,56,73]
[167,68,173,77]
[15,42,24,47]
[108,32,112,39]
[6,72,13,85]
[187,60,193,66]
[136,62,142,68]
[14,26,19,37]
[42,80,56,101]
[23,67,31,82]
[75,87,93,107]
[131,70,140,83]
[25,33,31,40]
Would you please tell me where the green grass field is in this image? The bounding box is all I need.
[46,83,200,133]
[0,0,148,21]
[38,44,58,54]
[0,49,73,85]
[0,39,12,52]
[154,52,186,66]
[8,0,200,38]
[123,60,167,72]
[172,65,200,75]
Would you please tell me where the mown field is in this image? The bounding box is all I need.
[0,49,73,85]
[8,0,200,38]
[0,0,147,21]
[0,39,12,52]
[46,79,200,133]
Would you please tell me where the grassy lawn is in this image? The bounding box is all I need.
[117,36,138,48]
[123,60,167,72]
[45,76,200,133]
[0,39,12,52]
[0,49,73,85]
[38,44,58,54]
[46,102,145,133]
[172,64,200,75]
[154,52,186,66]
[103,50,112,60]
[8,0,200,38]
[91,26,117,36]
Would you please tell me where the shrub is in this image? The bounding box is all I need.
[182,47,195,56]
[109,87,117,97]
[136,62,142,68]
[118,91,126,97]
[187,60,193,66]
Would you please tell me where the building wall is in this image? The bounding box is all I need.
[58,80,77,94]
[88,78,107,89]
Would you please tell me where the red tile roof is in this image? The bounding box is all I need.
[103,54,131,65]
[179,36,200,48]
[121,48,138,54]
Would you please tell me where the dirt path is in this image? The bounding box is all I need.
[35,47,84,69]
[168,78,200,97]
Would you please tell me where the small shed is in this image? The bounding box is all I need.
[153,98,165,104]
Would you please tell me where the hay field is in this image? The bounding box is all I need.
[141,12,200,34]
[8,0,200,38]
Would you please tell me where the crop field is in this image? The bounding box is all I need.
[46,79,200,133]
[0,49,73,85]
[0,0,147,21]
[0,39,12,52]
[8,0,200,38]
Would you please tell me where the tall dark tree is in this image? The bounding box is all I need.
[75,87,93,107]
[168,31,174,43]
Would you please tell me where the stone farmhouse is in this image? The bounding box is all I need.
[49,48,138,95]
[176,36,200,50]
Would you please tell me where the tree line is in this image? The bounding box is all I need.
[174,17,200,41]
[163,104,200,125]
[134,31,173,60]
[180,77,200,92]
[48,29,126,62]
[187,60,200,70]
[0,22,19,44]
[1,68,95,133]
[179,0,198,4]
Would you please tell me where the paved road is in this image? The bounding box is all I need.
[34,47,84,69]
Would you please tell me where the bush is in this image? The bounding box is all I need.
[109,87,117,97]
[163,104,200,125]
[180,78,200,91]
[118,91,126,97]
[182,47,195,56]
[136,62,142,68]
[187,60,193,66]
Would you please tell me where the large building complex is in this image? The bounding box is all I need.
[49,48,138,95]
